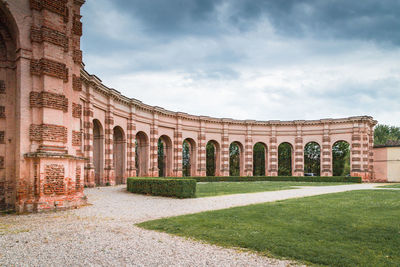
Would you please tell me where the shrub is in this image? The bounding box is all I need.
[181,176,362,183]
[127,177,196,198]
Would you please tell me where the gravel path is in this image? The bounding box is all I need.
[0,183,381,266]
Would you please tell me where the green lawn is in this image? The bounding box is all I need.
[379,183,400,188]
[196,181,351,197]
[139,190,400,266]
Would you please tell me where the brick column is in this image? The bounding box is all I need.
[220,120,230,176]
[149,113,159,177]
[174,114,183,177]
[269,126,278,176]
[104,110,115,185]
[368,127,375,180]
[83,102,95,187]
[244,121,253,176]
[126,112,136,178]
[351,122,362,178]
[294,139,304,176]
[197,118,206,176]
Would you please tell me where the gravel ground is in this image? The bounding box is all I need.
[0,183,380,266]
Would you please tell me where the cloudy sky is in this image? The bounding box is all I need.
[81,0,400,126]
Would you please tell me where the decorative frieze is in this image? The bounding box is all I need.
[30,91,68,112]
[30,58,68,82]
[29,124,68,143]
[30,26,69,51]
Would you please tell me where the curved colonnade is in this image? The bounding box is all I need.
[80,69,377,186]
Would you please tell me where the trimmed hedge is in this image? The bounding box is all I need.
[180,176,362,183]
[127,177,196,198]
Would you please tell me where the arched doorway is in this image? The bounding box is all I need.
[206,140,220,176]
[304,142,321,176]
[332,141,350,176]
[278,142,293,176]
[113,126,125,184]
[183,138,196,177]
[158,135,173,177]
[253,142,268,176]
[229,141,244,176]
[93,119,104,186]
[135,131,149,177]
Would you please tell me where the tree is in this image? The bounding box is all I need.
[182,141,190,176]
[304,142,321,175]
[229,143,240,176]
[278,143,292,176]
[253,143,266,176]
[374,124,400,146]
[332,141,350,176]
[206,142,216,176]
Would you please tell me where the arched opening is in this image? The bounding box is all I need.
[135,131,149,177]
[229,142,244,176]
[253,142,267,176]
[93,119,104,186]
[278,142,293,176]
[183,138,196,177]
[304,142,321,176]
[332,141,350,176]
[158,135,173,177]
[113,126,125,185]
[206,140,220,176]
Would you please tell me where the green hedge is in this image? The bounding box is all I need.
[180,176,362,183]
[127,177,196,198]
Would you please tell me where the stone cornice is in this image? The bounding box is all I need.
[80,68,377,128]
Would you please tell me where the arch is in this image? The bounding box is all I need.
[332,141,350,176]
[93,119,104,186]
[183,138,197,177]
[113,126,125,184]
[229,141,244,176]
[135,131,149,177]
[158,135,173,177]
[278,142,293,176]
[253,142,268,176]
[304,142,321,176]
[206,140,221,176]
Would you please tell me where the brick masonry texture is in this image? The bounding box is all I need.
[0,156,4,169]
[30,26,69,51]
[72,131,82,146]
[30,0,68,20]
[72,14,82,36]
[0,131,4,144]
[73,49,82,64]
[0,106,5,118]
[72,103,82,118]
[30,58,68,82]
[0,80,5,94]
[30,91,68,112]
[73,75,82,91]
[29,124,68,143]
[75,165,82,192]
[44,164,65,195]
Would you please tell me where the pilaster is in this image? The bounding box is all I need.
[244,122,253,176]
[269,125,278,176]
[150,112,159,177]
[197,118,206,176]
[174,114,183,177]
[220,120,230,176]
[126,110,136,177]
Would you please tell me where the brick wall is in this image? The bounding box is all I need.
[44,164,65,195]
[31,26,69,51]
[73,75,82,91]
[0,80,5,94]
[30,91,68,112]
[30,124,68,143]
[72,131,82,146]
[30,58,68,82]
[72,103,82,118]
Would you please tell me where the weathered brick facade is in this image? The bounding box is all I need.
[30,124,68,143]
[30,58,69,82]
[30,26,69,51]
[30,91,68,112]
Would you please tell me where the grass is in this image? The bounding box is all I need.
[379,183,400,188]
[138,190,400,266]
[195,181,351,197]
